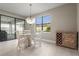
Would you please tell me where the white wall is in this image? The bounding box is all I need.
[0,9,24,19]
[32,4,77,42]
[77,4,79,50]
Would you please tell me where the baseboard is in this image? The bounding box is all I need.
[40,39,56,44]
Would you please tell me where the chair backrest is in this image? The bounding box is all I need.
[23,30,31,34]
[16,31,20,39]
[31,31,42,40]
[36,32,42,38]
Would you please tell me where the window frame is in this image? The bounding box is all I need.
[35,15,51,32]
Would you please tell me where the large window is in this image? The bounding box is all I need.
[35,16,42,32]
[16,19,25,32]
[35,16,51,32]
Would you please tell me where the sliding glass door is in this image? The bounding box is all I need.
[1,16,15,40]
[0,15,25,41]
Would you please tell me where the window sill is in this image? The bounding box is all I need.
[36,31,51,33]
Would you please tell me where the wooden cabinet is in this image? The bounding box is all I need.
[62,32,77,49]
[56,32,78,49]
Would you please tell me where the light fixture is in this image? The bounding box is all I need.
[29,4,32,20]
[26,3,35,24]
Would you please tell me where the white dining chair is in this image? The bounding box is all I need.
[31,31,42,47]
[23,30,32,47]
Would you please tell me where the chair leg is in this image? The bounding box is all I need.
[34,40,41,47]
[33,40,36,47]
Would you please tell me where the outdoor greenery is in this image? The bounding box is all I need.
[36,24,51,32]
[46,26,51,32]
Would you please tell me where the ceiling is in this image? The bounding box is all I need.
[0,3,65,18]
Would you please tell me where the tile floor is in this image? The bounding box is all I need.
[0,40,79,56]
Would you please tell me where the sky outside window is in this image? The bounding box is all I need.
[35,16,51,24]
